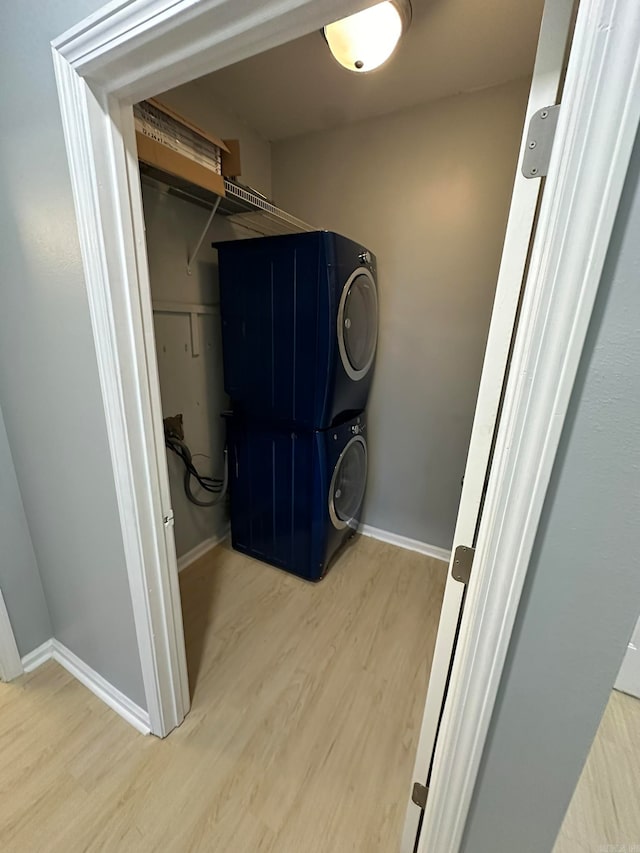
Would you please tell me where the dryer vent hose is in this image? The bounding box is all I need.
[163,414,227,507]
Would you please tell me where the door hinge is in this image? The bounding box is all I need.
[452,545,475,585]
[522,104,560,178]
[163,509,175,528]
[411,782,429,810]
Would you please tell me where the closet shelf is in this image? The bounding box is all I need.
[140,166,315,238]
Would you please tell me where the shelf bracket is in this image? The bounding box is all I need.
[187,196,221,275]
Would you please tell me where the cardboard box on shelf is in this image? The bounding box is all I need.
[135,132,226,197]
[221,139,242,178]
[135,97,242,198]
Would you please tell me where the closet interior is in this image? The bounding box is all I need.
[134,0,545,846]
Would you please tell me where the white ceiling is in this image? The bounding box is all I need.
[192,0,545,141]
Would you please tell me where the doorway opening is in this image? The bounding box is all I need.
[50,0,640,849]
[134,2,547,848]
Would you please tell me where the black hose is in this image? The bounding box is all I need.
[166,438,223,490]
[165,436,227,507]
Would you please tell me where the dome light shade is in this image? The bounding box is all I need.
[324,1,412,73]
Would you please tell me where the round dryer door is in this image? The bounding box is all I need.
[337,267,378,381]
[329,435,368,530]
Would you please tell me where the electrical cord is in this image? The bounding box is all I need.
[165,434,228,508]
[166,437,223,490]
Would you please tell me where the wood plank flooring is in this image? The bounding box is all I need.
[0,536,446,852]
[554,689,640,853]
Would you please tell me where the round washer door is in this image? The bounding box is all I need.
[337,267,378,381]
[329,435,368,530]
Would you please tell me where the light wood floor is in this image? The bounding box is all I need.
[0,536,447,852]
[554,688,640,853]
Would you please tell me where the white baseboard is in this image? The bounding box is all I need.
[176,524,449,568]
[21,638,54,673]
[360,524,451,564]
[52,640,150,734]
[21,638,150,735]
[177,526,229,572]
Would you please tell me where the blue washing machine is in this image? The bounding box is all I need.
[225,412,368,581]
[216,231,378,429]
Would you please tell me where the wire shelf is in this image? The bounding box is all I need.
[222,181,315,234]
[139,165,315,237]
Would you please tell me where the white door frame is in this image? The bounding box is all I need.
[0,589,23,682]
[403,1,574,846]
[51,0,640,844]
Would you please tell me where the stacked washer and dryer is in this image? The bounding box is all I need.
[216,231,378,581]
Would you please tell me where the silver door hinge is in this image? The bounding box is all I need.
[452,545,475,585]
[412,782,429,810]
[522,104,560,178]
[163,509,175,528]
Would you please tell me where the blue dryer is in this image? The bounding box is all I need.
[216,231,378,429]
[225,412,368,581]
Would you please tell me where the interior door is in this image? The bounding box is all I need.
[615,616,640,699]
[401,1,577,849]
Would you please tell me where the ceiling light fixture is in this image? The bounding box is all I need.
[323,1,412,73]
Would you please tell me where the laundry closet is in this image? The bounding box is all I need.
[139,57,536,567]
[135,0,551,847]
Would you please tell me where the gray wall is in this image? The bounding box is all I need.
[142,187,238,560]
[272,78,530,550]
[460,131,640,853]
[143,86,273,558]
[0,1,145,705]
[144,177,228,559]
[0,404,52,656]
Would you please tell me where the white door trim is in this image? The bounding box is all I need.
[418,0,640,849]
[51,5,640,853]
[51,0,376,739]
[0,589,23,682]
